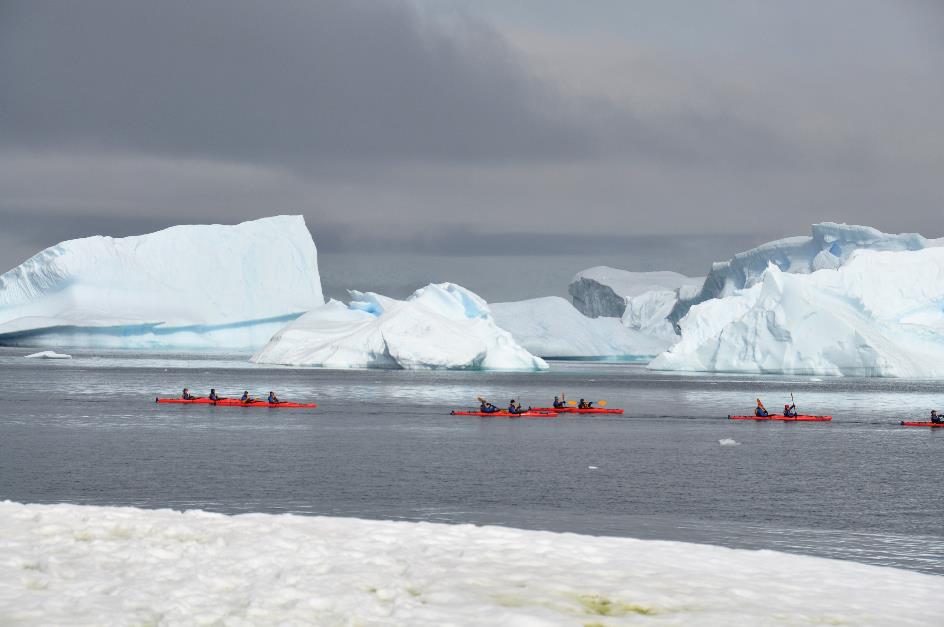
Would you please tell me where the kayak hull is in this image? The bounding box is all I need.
[900,421,944,427]
[451,411,557,418]
[729,415,832,422]
[156,398,317,409]
[532,407,624,414]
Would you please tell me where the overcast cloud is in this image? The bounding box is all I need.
[1,0,941,297]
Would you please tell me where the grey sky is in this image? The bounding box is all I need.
[1,0,942,298]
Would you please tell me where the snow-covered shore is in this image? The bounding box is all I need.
[1,502,940,625]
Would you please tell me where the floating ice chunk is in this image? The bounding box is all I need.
[0,216,324,350]
[253,283,547,370]
[652,248,944,377]
[1,501,940,625]
[491,296,669,359]
[24,350,71,359]
[719,438,740,446]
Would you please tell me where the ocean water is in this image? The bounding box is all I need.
[1,348,942,574]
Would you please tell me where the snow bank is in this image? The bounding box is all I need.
[652,248,944,377]
[569,267,702,320]
[24,350,71,359]
[0,216,324,350]
[2,502,940,626]
[252,283,547,370]
[669,222,944,325]
[491,296,669,359]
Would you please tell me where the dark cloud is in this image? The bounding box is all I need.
[0,0,587,165]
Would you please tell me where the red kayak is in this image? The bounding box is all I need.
[451,410,557,418]
[900,421,944,428]
[729,415,832,422]
[156,398,317,409]
[532,407,623,414]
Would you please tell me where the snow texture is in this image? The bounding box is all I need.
[252,283,548,370]
[0,216,324,350]
[491,296,669,359]
[652,248,944,377]
[1,502,941,626]
[23,351,71,359]
[668,222,944,325]
[569,267,703,320]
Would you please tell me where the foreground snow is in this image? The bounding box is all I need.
[253,283,547,370]
[1,502,940,626]
[669,222,943,325]
[492,297,669,359]
[0,216,324,350]
[652,248,944,377]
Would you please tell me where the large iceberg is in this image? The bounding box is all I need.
[3,502,941,625]
[668,222,944,325]
[569,267,703,320]
[651,247,944,377]
[252,283,547,370]
[491,296,670,359]
[0,216,323,350]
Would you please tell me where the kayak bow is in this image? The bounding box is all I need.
[900,421,944,428]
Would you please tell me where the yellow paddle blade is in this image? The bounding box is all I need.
[597,400,607,407]
[567,400,578,406]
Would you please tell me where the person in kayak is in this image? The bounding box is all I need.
[181,388,197,400]
[508,399,526,415]
[931,410,942,424]
[479,400,499,413]
[578,399,593,409]
[240,390,254,403]
[267,391,282,404]
[209,388,226,402]
[755,399,769,417]
[553,396,566,409]
[783,403,797,417]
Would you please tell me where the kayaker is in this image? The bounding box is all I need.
[267,391,282,404]
[755,399,768,417]
[209,388,225,402]
[479,399,499,413]
[553,395,566,409]
[578,399,593,409]
[240,391,254,403]
[783,403,797,417]
[508,399,525,415]
[931,410,942,424]
[181,388,197,400]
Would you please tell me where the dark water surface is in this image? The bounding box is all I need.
[1,348,942,575]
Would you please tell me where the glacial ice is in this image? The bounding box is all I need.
[491,296,670,359]
[252,283,548,370]
[569,267,703,321]
[668,222,944,325]
[0,216,324,350]
[651,247,944,377]
[2,502,941,626]
[24,350,71,359]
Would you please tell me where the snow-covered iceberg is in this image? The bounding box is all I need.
[2,502,941,625]
[652,247,944,377]
[252,283,547,370]
[668,222,944,325]
[491,296,670,359]
[0,216,324,350]
[569,267,703,321]
[24,350,71,359]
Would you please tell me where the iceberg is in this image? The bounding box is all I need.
[669,222,944,325]
[0,216,324,350]
[24,350,71,359]
[651,247,944,377]
[252,283,547,370]
[2,502,941,625]
[491,296,670,359]
[569,267,703,320]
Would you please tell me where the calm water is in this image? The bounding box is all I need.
[1,347,942,575]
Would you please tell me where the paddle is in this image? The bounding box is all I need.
[791,392,796,416]
[597,400,607,407]
[567,400,578,406]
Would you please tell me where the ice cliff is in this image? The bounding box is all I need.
[491,296,670,359]
[668,222,943,325]
[651,247,944,377]
[252,283,547,370]
[0,216,323,349]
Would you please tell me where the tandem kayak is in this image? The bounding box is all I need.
[728,415,832,422]
[156,398,317,409]
[900,421,944,427]
[532,407,624,414]
[450,410,557,418]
